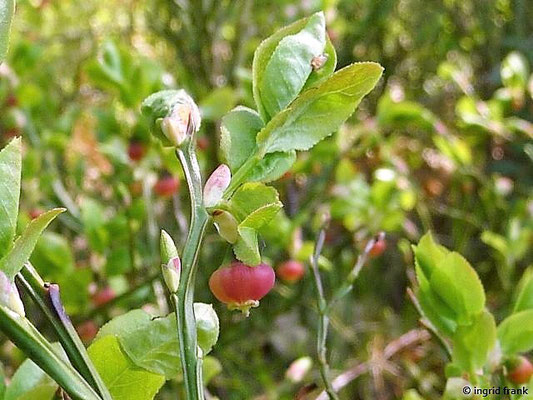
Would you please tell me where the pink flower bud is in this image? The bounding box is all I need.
[286,356,313,383]
[203,164,231,208]
[160,92,201,147]
[162,257,181,293]
[0,271,25,317]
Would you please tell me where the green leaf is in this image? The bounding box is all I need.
[194,303,219,355]
[0,137,21,259]
[233,226,261,266]
[141,89,186,121]
[413,232,450,281]
[497,309,533,355]
[253,15,317,121]
[415,282,458,337]
[240,203,283,231]
[452,311,496,372]
[4,359,57,400]
[88,336,165,400]
[1,208,65,279]
[229,182,280,221]
[248,151,296,183]
[228,183,282,265]
[96,305,219,379]
[429,252,485,325]
[256,62,383,154]
[514,267,533,313]
[220,106,264,172]
[0,0,15,63]
[260,12,326,119]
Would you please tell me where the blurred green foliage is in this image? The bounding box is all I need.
[0,0,531,399]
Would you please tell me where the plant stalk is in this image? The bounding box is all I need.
[0,305,102,400]
[174,142,209,400]
[17,264,112,400]
[310,228,339,400]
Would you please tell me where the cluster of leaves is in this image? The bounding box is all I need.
[412,232,533,398]
[143,12,383,268]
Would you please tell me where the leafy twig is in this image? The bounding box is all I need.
[328,232,384,309]
[310,225,339,400]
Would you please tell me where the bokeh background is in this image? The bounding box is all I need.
[0,0,532,398]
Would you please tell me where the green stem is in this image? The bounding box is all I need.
[310,228,339,400]
[327,235,377,310]
[17,264,112,400]
[0,306,102,400]
[174,142,209,400]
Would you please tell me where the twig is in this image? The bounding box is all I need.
[328,233,384,309]
[315,329,431,400]
[17,264,112,400]
[309,226,339,400]
[173,142,209,400]
[406,288,452,357]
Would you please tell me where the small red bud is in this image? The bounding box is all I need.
[277,260,305,283]
[154,175,180,197]
[77,320,99,343]
[29,209,44,219]
[91,287,115,307]
[209,262,275,316]
[128,141,146,162]
[197,136,209,150]
[368,232,386,258]
[508,356,533,384]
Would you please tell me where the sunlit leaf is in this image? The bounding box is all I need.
[88,336,165,400]
[1,208,65,279]
[256,62,383,154]
[0,138,21,259]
